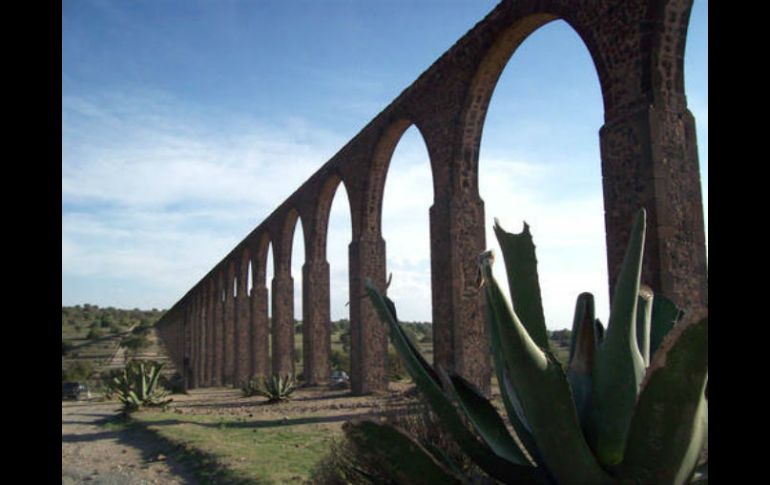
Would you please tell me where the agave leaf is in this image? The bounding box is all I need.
[438,367,531,467]
[365,280,546,484]
[424,442,466,480]
[493,220,549,349]
[591,208,647,466]
[127,390,140,406]
[594,319,605,348]
[566,292,596,436]
[484,281,544,467]
[148,363,164,394]
[619,315,708,485]
[479,254,612,484]
[650,294,683,359]
[140,363,148,400]
[636,285,653,366]
[342,420,463,485]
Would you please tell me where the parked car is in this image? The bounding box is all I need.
[330,370,349,384]
[62,382,90,401]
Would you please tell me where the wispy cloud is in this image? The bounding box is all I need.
[62,89,345,309]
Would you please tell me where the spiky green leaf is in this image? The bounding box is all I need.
[484,277,544,467]
[650,294,683,359]
[479,255,612,484]
[566,292,596,436]
[591,208,647,466]
[636,286,653,366]
[438,368,531,467]
[619,316,708,484]
[366,279,546,484]
[594,319,605,348]
[493,220,549,349]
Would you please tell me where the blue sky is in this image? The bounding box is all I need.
[62,0,708,329]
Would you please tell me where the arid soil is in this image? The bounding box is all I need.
[62,400,200,484]
[61,382,419,484]
[169,381,417,423]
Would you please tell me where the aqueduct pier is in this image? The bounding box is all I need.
[156,0,708,395]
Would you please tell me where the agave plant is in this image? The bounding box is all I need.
[252,374,296,403]
[241,377,261,397]
[109,360,173,413]
[362,208,707,484]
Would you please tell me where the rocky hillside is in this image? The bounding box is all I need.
[62,305,176,384]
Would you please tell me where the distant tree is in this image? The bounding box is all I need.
[330,349,350,373]
[132,324,151,336]
[102,312,119,327]
[121,334,150,356]
[331,319,350,334]
[549,329,572,348]
[63,360,94,382]
[339,331,351,352]
[419,327,433,343]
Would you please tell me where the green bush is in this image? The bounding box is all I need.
[246,375,296,403]
[62,360,94,382]
[330,349,350,374]
[159,372,185,395]
[387,348,407,381]
[107,360,172,413]
[121,334,150,353]
[311,399,475,484]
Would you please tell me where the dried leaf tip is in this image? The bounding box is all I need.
[476,250,495,288]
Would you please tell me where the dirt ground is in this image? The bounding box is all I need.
[62,382,706,483]
[62,399,199,484]
[168,381,417,421]
[61,382,419,484]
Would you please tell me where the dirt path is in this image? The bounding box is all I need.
[62,400,198,484]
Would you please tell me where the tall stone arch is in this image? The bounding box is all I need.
[155,0,707,397]
[451,0,706,319]
[234,248,252,385]
[250,233,272,379]
[269,208,305,377]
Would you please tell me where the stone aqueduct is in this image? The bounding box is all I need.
[156,0,708,396]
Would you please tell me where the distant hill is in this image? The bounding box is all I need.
[62,304,572,386]
[61,305,169,385]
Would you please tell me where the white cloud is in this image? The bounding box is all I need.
[62,89,344,309]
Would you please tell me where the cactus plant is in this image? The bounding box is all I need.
[251,374,296,403]
[363,208,707,484]
[108,360,172,412]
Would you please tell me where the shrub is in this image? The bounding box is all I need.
[311,396,479,484]
[107,360,172,413]
[132,324,152,336]
[62,360,94,382]
[330,349,350,374]
[387,348,407,381]
[241,378,261,397]
[86,327,104,340]
[159,371,185,395]
[247,375,296,403]
[339,331,351,352]
[121,334,150,354]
